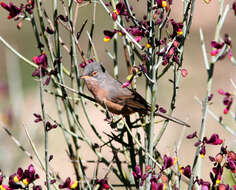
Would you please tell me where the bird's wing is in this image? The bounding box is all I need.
[102,74,149,112]
[109,90,149,112]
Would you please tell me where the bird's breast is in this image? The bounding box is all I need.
[85,78,107,104]
[85,78,136,115]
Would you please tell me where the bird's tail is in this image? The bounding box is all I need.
[155,111,190,127]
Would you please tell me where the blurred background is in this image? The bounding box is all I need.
[0,0,236,187]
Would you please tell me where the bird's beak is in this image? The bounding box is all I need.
[80,75,90,79]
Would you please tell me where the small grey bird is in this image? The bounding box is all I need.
[80,62,190,127]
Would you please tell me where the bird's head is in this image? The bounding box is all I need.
[80,62,106,81]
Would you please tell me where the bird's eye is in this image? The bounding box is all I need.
[92,71,98,77]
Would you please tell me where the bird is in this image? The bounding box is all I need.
[80,62,190,127]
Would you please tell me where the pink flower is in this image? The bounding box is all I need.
[218,89,225,95]
[181,68,188,77]
[134,36,142,42]
[210,49,220,56]
[121,81,131,88]
[0,2,22,20]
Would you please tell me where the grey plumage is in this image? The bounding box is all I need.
[81,62,190,127]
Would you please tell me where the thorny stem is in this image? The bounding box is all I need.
[39,68,50,190]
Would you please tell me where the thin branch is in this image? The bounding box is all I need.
[0,122,33,160]
[0,36,37,68]
[195,96,236,137]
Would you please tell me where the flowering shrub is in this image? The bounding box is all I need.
[0,0,236,189]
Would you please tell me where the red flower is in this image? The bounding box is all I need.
[210,34,232,60]
[162,155,176,170]
[32,52,52,85]
[206,134,223,145]
[0,2,22,19]
[179,165,191,178]
[186,131,198,139]
[32,52,48,68]
[218,89,233,114]
[170,19,183,38]
[45,121,57,131]
[103,30,117,42]
[114,2,128,16]
[225,155,236,173]
[9,164,39,189]
[59,177,79,190]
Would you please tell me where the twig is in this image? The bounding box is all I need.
[55,82,97,103]
[43,8,70,54]
[0,36,37,68]
[39,67,51,190]
[23,125,60,190]
[23,125,45,170]
[200,28,209,70]
[194,96,236,137]
[86,0,96,59]
[86,31,99,62]
[0,122,33,159]
[76,19,88,40]
[73,2,80,28]
[123,118,162,169]
[35,0,55,62]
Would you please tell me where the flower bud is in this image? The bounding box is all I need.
[112,11,117,21]
[181,68,188,77]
